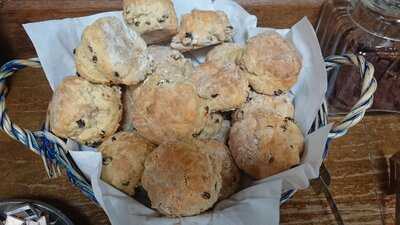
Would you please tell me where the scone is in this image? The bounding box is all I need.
[196,139,240,199]
[121,84,140,132]
[147,45,193,79]
[99,132,155,195]
[229,113,304,179]
[233,91,294,122]
[130,75,207,144]
[142,141,222,217]
[75,16,153,85]
[206,43,244,68]
[48,76,122,145]
[192,63,249,112]
[123,0,178,44]
[171,10,234,52]
[240,31,302,95]
[196,113,230,143]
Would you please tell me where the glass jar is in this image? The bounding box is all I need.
[317,0,400,113]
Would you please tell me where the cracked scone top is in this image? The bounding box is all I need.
[75,16,153,85]
[99,132,155,196]
[171,10,234,52]
[229,113,304,179]
[192,63,249,112]
[123,0,178,44]
[48,76,122,145]
[142,140,222,217]
[240,31,302,95]
[130,74,208,144]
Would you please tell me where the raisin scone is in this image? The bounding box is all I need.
[229,113,304,179]
[142,141,222,217]
[240,31,302,95]
[49,76,122,145]
[130,74,208,144]
[192,63,249,112]
[206,43,244,68]
[233,91,294,122]
[75,16,153,85]
[171,10,234,52]
[99,132,155,195]
[121,84,141,132]
[195,139,240,199]
[196,113,230,143]
[123,0,178,44]
[147,45,193,79]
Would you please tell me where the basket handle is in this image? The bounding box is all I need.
[0,58,97,202]
[324,54,377,139]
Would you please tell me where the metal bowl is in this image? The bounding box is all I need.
[0,199,74,225]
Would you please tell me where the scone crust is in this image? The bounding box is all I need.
[147,45,193,79]
[131,75,207,144]
[99,132,155,195]
[241,31,302,95]
[192,63,249,112]
[195,139,240,199]
[123,0,178,44]
[233,92,294,122]
[171,10,234,52]
[229,113,304,179]
[206,43,244,68]
[75,16,152,85]
[142,141,222,217]
[49,76,122,145]
[196,113,230,143]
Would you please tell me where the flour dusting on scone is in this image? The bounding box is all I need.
[192,63,249,112]
[130,75,207,144]
[48,76,122,145]
[171,10,234,52]
[123,0,178,44]
[240,31,302,95]
[75,16,153,85]
[142,141,222,217]
[99,132,155,196]
[229,113,304,179]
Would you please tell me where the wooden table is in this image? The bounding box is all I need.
[0,0,397,224]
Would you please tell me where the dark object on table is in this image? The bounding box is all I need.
[317,0,400,113]
[0,200,74,225]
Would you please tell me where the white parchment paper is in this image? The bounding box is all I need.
[23,0,330,224]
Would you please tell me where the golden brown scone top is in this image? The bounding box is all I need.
[99,132,155,196]
[241,31,302,95]
[75,16,153,85]
[206,43,244,68]
[229,113,304,179]
[192,63,249,112]
[130,74,208,144]
[49,76,122,145]
[142,140,222,217]
[171,10,234,52]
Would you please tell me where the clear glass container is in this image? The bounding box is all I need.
[317,0,400,113]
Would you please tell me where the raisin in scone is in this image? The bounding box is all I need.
[195,139,240,199]
[206,43,244,68]
[196,113,230,143]
[142,141,222,217]
[49,76,122,145]
[229,113,304,179]
[240,31,302,95]
[233,91,294,122]
[147,45,193,79]
[130,75,207,144]
[99,132,155,195]
[171,10,234,52]
[192,63,248,112]
[123,0,178,44]
[75,16,153,85]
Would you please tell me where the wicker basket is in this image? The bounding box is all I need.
[0,53,377,204]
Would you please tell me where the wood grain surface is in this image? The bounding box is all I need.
[1,1,397,225]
